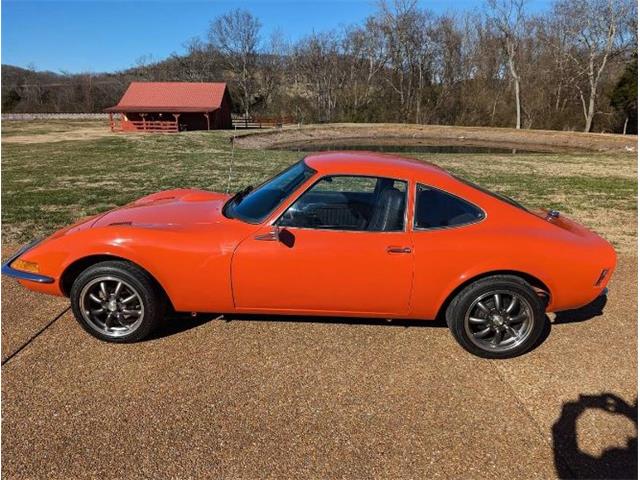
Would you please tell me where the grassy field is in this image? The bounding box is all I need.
[2,120,637,253]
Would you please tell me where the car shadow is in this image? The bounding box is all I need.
[225,313,449,329]
[147,313,222,340]
[148,294,602,344]
[552,393,637,479]
[147,312,449,341]
[553,294,607,325]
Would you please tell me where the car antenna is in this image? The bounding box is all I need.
[226,125,237,194]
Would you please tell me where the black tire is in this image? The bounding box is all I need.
[445,275,547,359]
[70,260,166,343]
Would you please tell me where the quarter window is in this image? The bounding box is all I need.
[414,184,484,229]
[278,176,407,232]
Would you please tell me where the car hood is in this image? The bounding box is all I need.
[90,189,231,231]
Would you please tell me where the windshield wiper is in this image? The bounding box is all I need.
[223,185,253,219]
[233,185,253,203]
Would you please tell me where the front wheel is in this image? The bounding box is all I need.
[70,260,166,343]
[446,275,547,359]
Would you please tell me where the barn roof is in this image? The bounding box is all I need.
[104,82,228,113]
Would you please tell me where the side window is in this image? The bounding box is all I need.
[414,184,484,229]
[278,176,407,232]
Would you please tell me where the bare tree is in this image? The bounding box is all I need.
[259,29,290,113]
[553,0,633,131]
[174,38,223,82]
[208,9,261,118]
[376,0,435,123]
[293,31,347,122]
[342,21,388,116]
[2,2,635,131]
[487,0,527,129]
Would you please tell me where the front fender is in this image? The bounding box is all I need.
[18,226,238,313]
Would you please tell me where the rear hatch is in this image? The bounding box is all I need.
[529,208,598,239]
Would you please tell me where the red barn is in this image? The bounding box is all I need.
[105,82,232,132]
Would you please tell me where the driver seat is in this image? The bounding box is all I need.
[367,188,405,231]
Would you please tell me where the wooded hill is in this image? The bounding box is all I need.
[2,0,637,133]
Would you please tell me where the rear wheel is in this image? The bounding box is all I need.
[70,261,165,343]
[446,275,547,359]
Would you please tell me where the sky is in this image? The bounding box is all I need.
[2,0,551,74]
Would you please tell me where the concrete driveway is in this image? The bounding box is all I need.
[1,249,636,479]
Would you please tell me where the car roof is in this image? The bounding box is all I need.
[303,151,453,181]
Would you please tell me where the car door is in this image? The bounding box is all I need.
[231,175,414,316]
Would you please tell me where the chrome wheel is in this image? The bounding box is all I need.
[464,290,534,353]
[78,276,145,338]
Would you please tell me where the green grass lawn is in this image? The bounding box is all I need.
[2,121,637,253]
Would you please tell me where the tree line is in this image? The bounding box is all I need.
[2,0,637,133]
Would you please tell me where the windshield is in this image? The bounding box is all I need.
[453,175,529,212]
[224,160,316,223]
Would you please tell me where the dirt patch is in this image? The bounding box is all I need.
[430,153,638,180]
[235,124,637,153]
[2,125,117,144]
[569,209,636,255]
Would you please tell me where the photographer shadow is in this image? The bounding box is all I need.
[552,393,637,479]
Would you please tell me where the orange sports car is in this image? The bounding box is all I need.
[3,152,615,358]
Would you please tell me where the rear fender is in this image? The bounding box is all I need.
[433,261,558,317]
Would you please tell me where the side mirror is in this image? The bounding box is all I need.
[255,225,281,242]
[254,225,295,248]
[271,225,281,241]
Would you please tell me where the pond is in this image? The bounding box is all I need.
[273,143,538,154]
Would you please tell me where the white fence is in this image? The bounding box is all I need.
[2,113,110,121]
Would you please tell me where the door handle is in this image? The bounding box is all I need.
[387,246,412,254]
